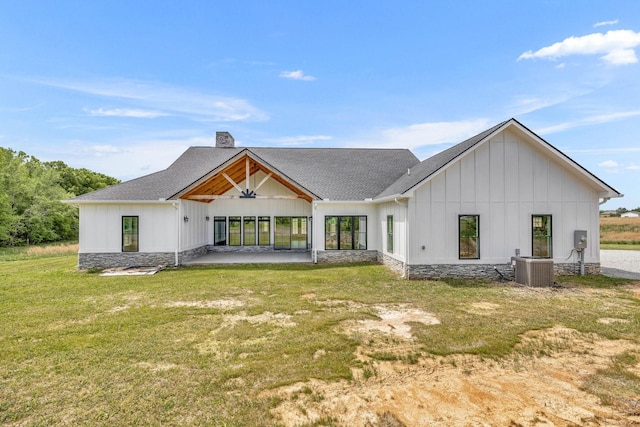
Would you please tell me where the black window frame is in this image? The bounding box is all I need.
[459,214,480,260]
[532,214,552,258]
[324,215,367,250]
[258,216,270,246]
[214,216,227,246]
[228,216,241,246]
[243,216,256,246]
[122,216,139,252]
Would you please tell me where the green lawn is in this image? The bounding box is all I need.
[600,243,640,250]
[1,256,639,426]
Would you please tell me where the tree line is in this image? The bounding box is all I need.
[0,147,119,246]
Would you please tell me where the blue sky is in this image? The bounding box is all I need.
[1,1,639,209]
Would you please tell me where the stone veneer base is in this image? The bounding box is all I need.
[406,262,600,280]
[316,250,378,264]
[377,252,405,275]
[79,246,208,269]
[79,247,600,281]
[407,263,516,281]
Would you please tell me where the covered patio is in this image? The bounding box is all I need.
[183,251,313,265]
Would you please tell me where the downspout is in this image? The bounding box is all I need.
[394,197,409,279]
[599,197,611,205]
[173,201,180,267]
[312,201,318,263]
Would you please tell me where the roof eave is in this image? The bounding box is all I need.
[63,199,180,205]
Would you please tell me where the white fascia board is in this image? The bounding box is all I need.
[313,199,376,205]
[63,199,180,205]
[371,193,413,204]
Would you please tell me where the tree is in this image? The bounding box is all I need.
[0,147,118,246]
[45,161,120,196]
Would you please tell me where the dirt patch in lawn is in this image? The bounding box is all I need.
[342,304,440,340]
[267,320,640,427]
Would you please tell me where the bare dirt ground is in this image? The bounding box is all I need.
[265,286,640,427]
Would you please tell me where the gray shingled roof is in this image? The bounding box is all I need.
[71,146,419,202]
[70,118,622,203]
[375,120,509,198]
[72,147,243,201]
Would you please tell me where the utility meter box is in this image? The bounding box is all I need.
[574,230,587,250]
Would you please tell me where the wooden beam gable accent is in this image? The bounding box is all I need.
[179,153,314,203]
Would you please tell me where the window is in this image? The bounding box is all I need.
[387,215,393,253]
[459,215,479,259]
[532,215,552,258]
[243,217,256,246]
[229,216,241,246]
[214,217,227,246]
[325,216,338,250]
[274,217,291,249]
[291,217,308,249]
[354,216,367,250]
[258,216,270,246]
[340,216,353,249]
[275,217,308,250]
[122,216,139,252]
[324,216,367,250]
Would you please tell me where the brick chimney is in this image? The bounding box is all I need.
[216,131,235,148]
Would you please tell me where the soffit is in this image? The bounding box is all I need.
[179,152,315,203]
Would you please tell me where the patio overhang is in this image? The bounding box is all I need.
[176,151,317,203]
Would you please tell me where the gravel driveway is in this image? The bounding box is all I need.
[600,250,640,280]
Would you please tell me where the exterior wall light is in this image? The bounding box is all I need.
[206,216,210,221]
[183,216,189,222]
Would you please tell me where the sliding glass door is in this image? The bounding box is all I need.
[274,217,308,250]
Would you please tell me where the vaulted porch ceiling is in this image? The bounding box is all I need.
[179,152,315,203]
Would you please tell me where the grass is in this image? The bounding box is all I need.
[1,255,640,426]
[0,241,78,261]
[600,217,640,246]
[600,243,640,250]
[582,351,640,414]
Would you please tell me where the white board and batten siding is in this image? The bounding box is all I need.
[180,200,210,251]
[377,201,408,262]
[408,129,602,265]
[78,203,177,253]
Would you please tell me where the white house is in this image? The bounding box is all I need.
[69,119,622,279]
[621,211,640,218]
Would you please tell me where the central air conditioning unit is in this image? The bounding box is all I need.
[511,257,554,287]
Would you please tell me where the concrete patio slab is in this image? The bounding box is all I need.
[183,251,313,265]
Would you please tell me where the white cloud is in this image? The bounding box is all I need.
[279,70,316,81]
[594,19,619,28]
[537,110,640,134]
[627,164,640,170]
[599,160,619,168]
[34,77,269,122]
[518,29,640,65]
[85,107,169,118]
[508,94,576,116]
[66,135,217,179]
[567,147,640,155]
[92,144,122,156]
[347,119,492,151]
[266,135,332,146]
